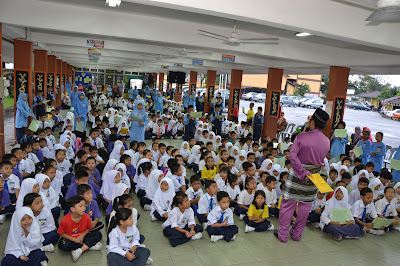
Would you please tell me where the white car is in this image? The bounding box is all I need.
[387,109,400,118]
[253,93,267,102]
[242,92,256,100]
[301,98,324,109]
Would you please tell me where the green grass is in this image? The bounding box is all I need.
[3,96,14,109]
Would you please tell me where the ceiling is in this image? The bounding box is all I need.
[1,0,400,74]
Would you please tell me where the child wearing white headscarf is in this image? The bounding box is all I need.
[117,118,130,137]
[101,159,119,182]
[109,143,125,162]
[235,150,247,172]
[150,178,175,222]
[35,174,60,220]
[180,141,190,161]
[16,178,49,210]
[106,183,129,215]
[320,186,360,241]
[2,207,47,265]
[100,170,121,203]
[368,178,382,201]
[114,163,131,189]
[141,170,164,210]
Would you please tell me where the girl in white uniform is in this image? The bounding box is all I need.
[150,178,175,222]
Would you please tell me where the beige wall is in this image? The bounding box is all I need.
[242,74,322,95]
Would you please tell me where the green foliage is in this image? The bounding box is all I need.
[4,97,14,109]
[377,87,400,101]
[351,75,389,94]
[320,75,329,95]
[294,83,310,96]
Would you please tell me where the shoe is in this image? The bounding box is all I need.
[191,232,203,240]
[202,222,208,230]
[71,248,82,262]
[395,227,400,231]
[0,215,5,224]
[146,258,153,265]
[267,224,275,231]
[231,235,236,241]
[239,214,245,220]
[369,229,385,235]
[273,229,279,240]
[40,261,48,266]
[333,236,342,241]
[245,225,255,233]
[140,244,146,248]
[42,244,54,252]
[143,204,151,211]
[92,222,104,231]
[361,229,367,236]
[312,222,320,229]
[210,235,223,242]
[89,242,102,251]
[151,215,157,222]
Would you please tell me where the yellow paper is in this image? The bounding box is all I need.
[307,173,333,193]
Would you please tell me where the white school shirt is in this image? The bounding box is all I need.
[107,226,141,257]
[185,187,204,201]
[237,190,255,206]
[351,199,378,220]
[19,159,33,176]
[320,207,354,228]
[197,193,217,215]
[51,177,62,196]
[27,153,40,164]
[207,205,235,226]
[152,125,165,135]
[162,206,196,228]
[3,174,20,194]
[57,159,71,178]
[36,208,56,234]
[145,121,155,131]
[216,178,228,192]
[40,147,52,159]
[158,154,170,168]
[198,160,206,172]
[169,173,185,192]
[226,185,240,201]
[375,197,398,217]
[257,183,277,207]
[150,149,160,162]
[89,136,104,149]
[39,120,52,129]
[229,166,239,176]
[48,135,56,146]
[176,122,184,131]
[135,174,149,193]
[348,189,361,206]
[65,147,75,161]
[180,165,186,179]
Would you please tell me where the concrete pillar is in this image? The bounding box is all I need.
[56,59,62,107]
[204,70,216,114]
[262,68,283,139]
[159,73,164,94]
[189,71,197,95]
[323,66,350,137]
[34,50,47,96]
[47,55,56,106]
[0,24,4,157]
[14,40,33,107]
[228,69,243,121]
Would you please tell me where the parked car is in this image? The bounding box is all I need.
[298,97,312,107]
[242,92,256,100]
[391,109,400,120]
[280,96,297,107]
[291,96,302,106]
[346,101,371,111]
[301,98,324,109]
[253,93,267,102]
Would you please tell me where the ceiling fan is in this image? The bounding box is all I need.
[164,47,212,56]
[334,0,400,22]
[198,20,279,46]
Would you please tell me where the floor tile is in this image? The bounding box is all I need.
[172,254,204,266]
[168,242,196,256]
[198,251,232,266]
[151,257,175,266]
[224,249,257,265]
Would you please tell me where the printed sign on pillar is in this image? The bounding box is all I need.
[35,72,45,92]
[47,73,54,89]
[232,88,241,108]
[269,91,280,116]
[159,82,163,91]
[177,83,183,95]
[207,85,215,102]
[331,97,346,130]
[15,70,29,99]
[56,74,61,93]
[190,84,196,94]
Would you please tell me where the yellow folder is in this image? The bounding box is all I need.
[307,173,333,193]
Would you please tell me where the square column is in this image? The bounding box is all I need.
[204,70,216,114]
[47,55,56,106]
[228,69,243,120]
[34,50,48,96]
[14,40,33,107]
[189,71,197,95]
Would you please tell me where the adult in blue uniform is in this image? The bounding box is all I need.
[15,93,35,143]
[128,86,135,101]
[129,100,149,142]
[330,121,349,159]
[154,92,163,115]
[188,91,196,108]
[70,85,79,109]
[182,91,189,110]
[33,90,46,117]
[184,105,197,141]
[144,86,151,102]
[252,107,264,142]
[74,92,89,132]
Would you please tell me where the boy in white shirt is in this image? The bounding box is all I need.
[55,149,71,178]
[197,180,218,228]
[375,187,400,231]
[46,128,56,146]
[349,177,369,205]
[38,114,53,129]
[206,191,239,242]
[88,129,105,149]
[150,142,160,163]
[351,187,384,235]
[158,146,173,168]
[37,129,53,152]
[0,161,20,203]
[11,147,31,179]
[186,175,203,215]
[152,119,165,138]
[169,164,186,193]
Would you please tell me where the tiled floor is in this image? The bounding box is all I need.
[1,117,399,265]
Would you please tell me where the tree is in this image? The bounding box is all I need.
[294,83,310,96]
[378,87,400,101]
[351,75,389,94]
[320,74,329,95]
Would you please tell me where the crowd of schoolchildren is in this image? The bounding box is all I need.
[2,85,400,265]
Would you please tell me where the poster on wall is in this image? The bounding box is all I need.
[222,54,235,63]
[124,75,143,89]
[130,79,143,90]
[75,72,93,86]
[192,59,203,66]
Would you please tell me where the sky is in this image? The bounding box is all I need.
[349,75,400,87]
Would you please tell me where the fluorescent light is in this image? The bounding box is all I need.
[106,0,121,7]
[295,32,311,37]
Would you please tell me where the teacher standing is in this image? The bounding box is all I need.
[275,108,330,243]
[129,100,148,142]
[15,93,35,143]
[74,92,89,132]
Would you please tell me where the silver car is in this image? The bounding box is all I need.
[301,98,324,109]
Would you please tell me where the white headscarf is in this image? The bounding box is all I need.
[338,165,349,180]
[111,183,129,204]
[368,178,382,200]
[16,178,38,209]
[350,169,369,188]
[100,170,120,201]
[208,132,216,145]
[324,186,351,215]
[215,135,222,150]
[330,163,339,171]
[151,177,175,215]
[225,142,233,155]
[235,150,247,171]
[110,143,124,161]
[115,163,130,188]
[145,170,164,201]
[260,159,273,172]
[188,145,200,164]
[4,207,44,257]
[180,141,190,159]
[35,174,57,207]
[195,128,203,141]
[134,158,151,183]
[232,146,240,160]
[102,159,118,181]
[271,164,282,179]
